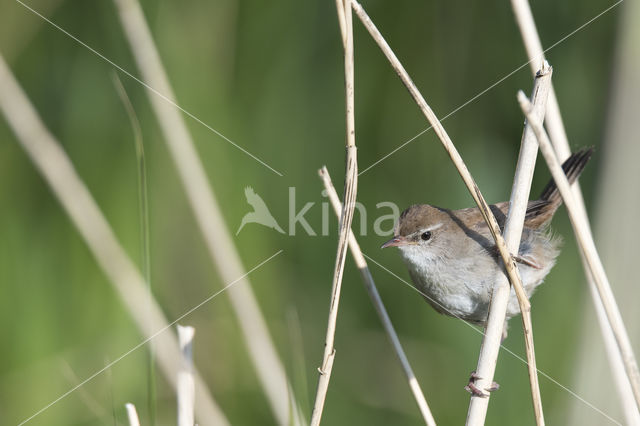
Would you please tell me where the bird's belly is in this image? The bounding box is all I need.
[408,269,491,324]
[407,260,552,324]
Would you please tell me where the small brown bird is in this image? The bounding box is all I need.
[382,148,593,326]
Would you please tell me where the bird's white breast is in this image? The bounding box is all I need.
[397,238,555,324]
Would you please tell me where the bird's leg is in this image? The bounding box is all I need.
[489,246,542,270]
[514,254,541,269]
[465,371,500,397]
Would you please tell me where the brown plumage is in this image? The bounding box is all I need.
[397,147,593,237]
[384,148,593,325]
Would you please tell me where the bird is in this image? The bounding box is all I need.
[236,186,285,235]
[381,148,593,327]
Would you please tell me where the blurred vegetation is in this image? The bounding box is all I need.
[0,0,620,424]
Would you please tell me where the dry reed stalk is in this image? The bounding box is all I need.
[350,0,527,305]
[310,1,358,424]
[509,0,571,160]
[350,2,544,423]
[0,54,229,426]
[125,403,141,426]
[569,1,640,421]
[112,0,303,424]
[177,325,195,426]
[519,92,640,410]
[582,277,639,424]
[510,0,640,417]
[467,64,552,426]
[319,166,437,426]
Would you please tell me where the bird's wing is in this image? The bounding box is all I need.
[456,203,509,231]
[468,200,553,230]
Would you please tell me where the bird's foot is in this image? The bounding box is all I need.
[514,254,542,269]
[464,371,500,397]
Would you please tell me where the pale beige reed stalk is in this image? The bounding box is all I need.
[510,0,640,416]
[310,0,359,424]
[350,0,529,308]
[0,54,228,426]
[349,2,544,424]
[112,0,303,424]
[466,64,553,426]
[177,325,195,426]
[569,0,640,422]
[519,92,640,412]
[319,167,437,426]
[510,0,571,159]
[125,403,141,426]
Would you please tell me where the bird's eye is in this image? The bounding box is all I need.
[421,231,432,241]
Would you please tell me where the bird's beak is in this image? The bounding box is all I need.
[381,236,407,249]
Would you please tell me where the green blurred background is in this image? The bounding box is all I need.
[0,0,634,425]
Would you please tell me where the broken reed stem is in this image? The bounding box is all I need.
[125,403,141,426]
[519,92,640,410]
[112,0,303,424]
[511,0,640,419]
[319,166,437,426]
[310,1,358,424]
[177,325,196,426]
[467,64,552,426]
[0,54,229,426]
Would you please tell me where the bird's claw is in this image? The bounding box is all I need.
[465,371,499,397]
[465,382,488,397]
[486,382,500,392]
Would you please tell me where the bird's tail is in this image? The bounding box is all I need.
[539,147,594,205]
